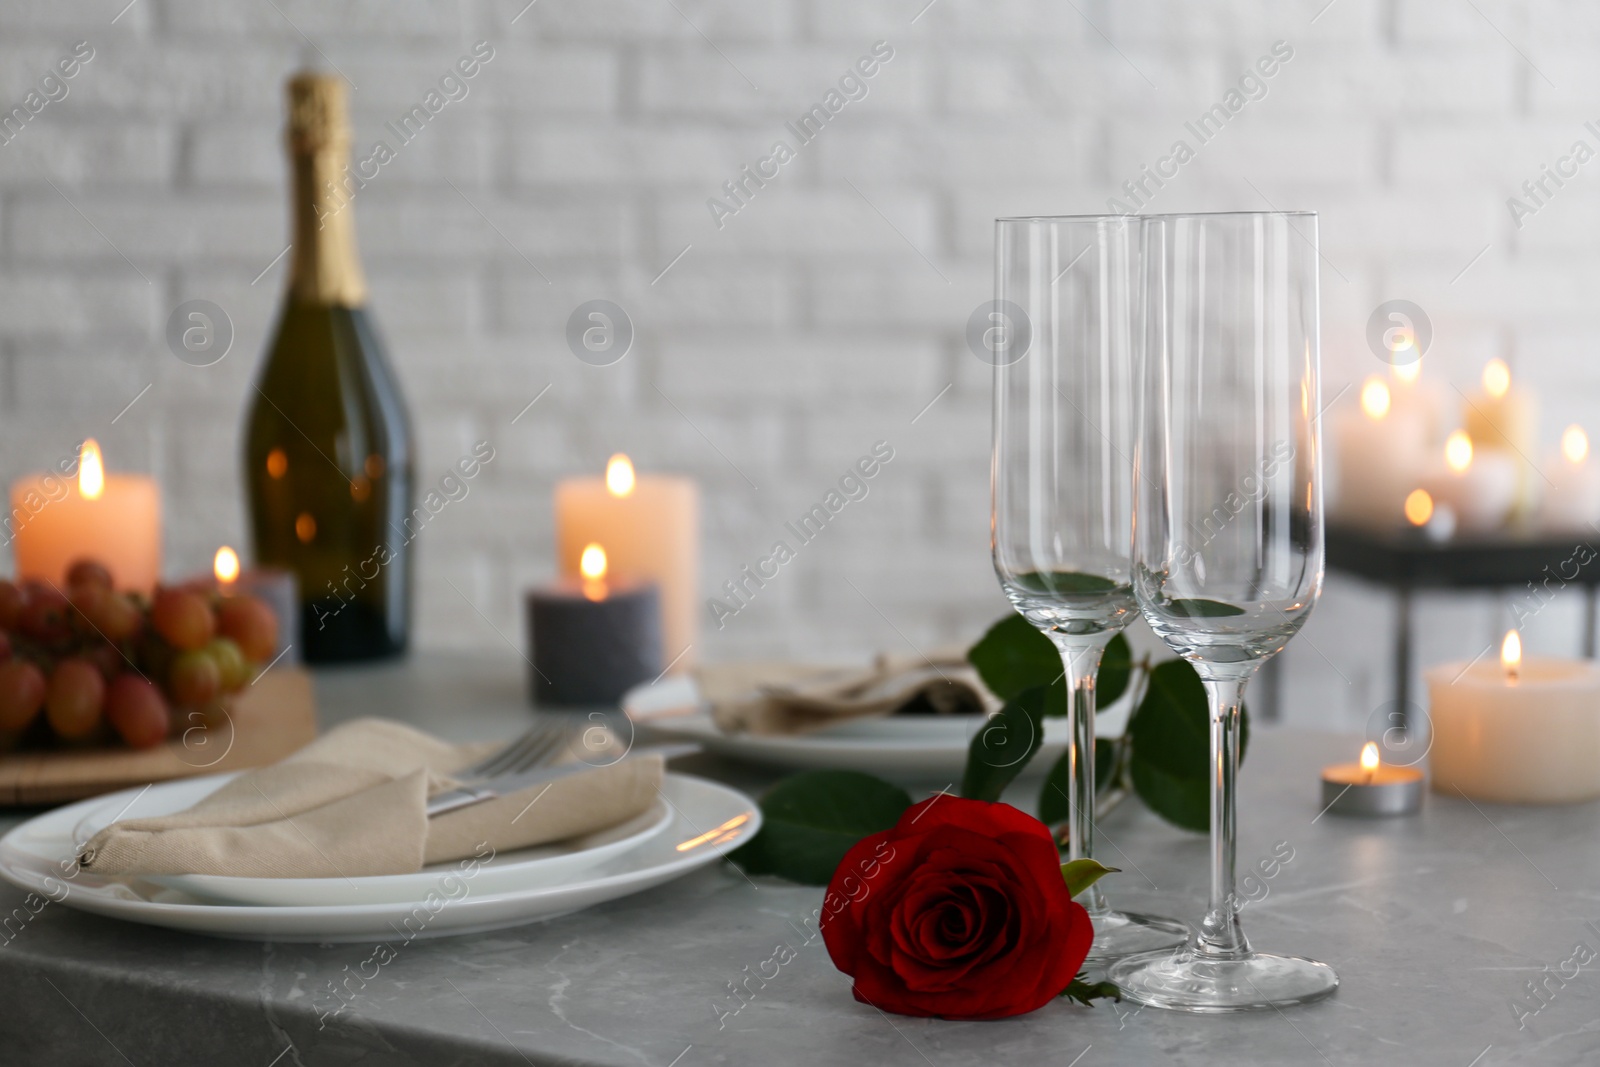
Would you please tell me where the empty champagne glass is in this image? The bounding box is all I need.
[1110,210,1338,1011]
[992,215,1187,964]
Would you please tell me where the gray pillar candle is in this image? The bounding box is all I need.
[526,581,662,707]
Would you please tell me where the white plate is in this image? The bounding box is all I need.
[135,793,676,907]
[624,675,1069,781]
[0,773,758,943]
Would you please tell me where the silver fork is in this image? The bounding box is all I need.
[453,720,572,783]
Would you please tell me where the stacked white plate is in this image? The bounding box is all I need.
[625,675,1070,781]
[0,771,759,943]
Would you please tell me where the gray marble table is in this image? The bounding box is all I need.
[1,653,1598,1066]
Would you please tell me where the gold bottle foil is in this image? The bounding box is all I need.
[285,73,367,306]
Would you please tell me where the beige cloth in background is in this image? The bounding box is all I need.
[699,653,1000,736]
[77,718,663,879]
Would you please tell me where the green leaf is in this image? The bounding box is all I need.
[968,614,1059,700]
[960,682,1057,802]
[1127,660,1211,779]
[1061,975,1122,1007]
[1037,737,1120,825]
[1125,658,1250,833]
[1014,570,1119,596]
[1061,858,1118,898]
[1167,598,1246,618]
[1098,632,1133,707]
[1126,660,1251,780]
[730,771,913,885]
[1129,756,1211,832]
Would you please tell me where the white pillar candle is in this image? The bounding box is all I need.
[1537,425,1600,530]
[554,454,698,673]
[1463,358,1538,517]
[1426,630,1600,804]
[1331,376,1427,526]
[1386,358,1454,448]
[1419,431,1518,532]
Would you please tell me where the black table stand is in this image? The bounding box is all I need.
[1326,522,1600,728]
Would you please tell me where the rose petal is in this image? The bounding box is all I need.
[824,796,1097,1021]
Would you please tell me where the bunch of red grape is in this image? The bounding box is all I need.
[0,559,279,751]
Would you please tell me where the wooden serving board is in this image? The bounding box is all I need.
[0,667,318,807]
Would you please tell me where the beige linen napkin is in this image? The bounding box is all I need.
[697,653,1000,736]
[77,718,663,879]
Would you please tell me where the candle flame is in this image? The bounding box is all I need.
[1483,358,1511,400]
[606,453,636,498]
[1392,357,1421,384]
[1501,629,1522,682]
[1360,741,1380,775]
[1445,430,1473,473]
[79,439,105,500]
[1360,377,1391,420]
[1563,424,1589,464]
[1404,488,1433,526]
[213,546,240,584]
[580,542,608,601]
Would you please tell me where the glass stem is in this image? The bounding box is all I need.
[1196,674,1250,960]
[1058,641,1107,918]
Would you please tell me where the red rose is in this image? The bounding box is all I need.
[819,795,1092,1020]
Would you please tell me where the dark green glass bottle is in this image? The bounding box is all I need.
[244,73,413,662]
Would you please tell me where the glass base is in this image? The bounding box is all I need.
[1108,945,1339,1013]
[1084,910,1190,965]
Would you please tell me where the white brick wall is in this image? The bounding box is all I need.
[0,0,1591,732]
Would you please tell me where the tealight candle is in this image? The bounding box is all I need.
[1320,741,1424,816]
[1426,630,1600,804]
[1404,488,1456,543]
[1331,376,1428,526]
[555,455,697,671]
[212,546,300,664]
[1537,425,1600,530]
[10,439,161,593]
[1420,431,1518,532]
[525,543,663,707]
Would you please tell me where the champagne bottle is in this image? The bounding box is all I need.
[244,72,414,662]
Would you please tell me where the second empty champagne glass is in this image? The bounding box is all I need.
[1111,210,1338,1011]
[992,215,1187,964]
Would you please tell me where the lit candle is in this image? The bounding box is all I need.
[525,543,663,707]
[555,455,697,670]
[10,439,161,593]
[1320,740,1425,816]
[1463,358,1538,516]
[1404,487,1456,542]
[1426,630,1600,804]
[1331,376,1428,526]
[1536,425,1600,530]
[1420,430,1518,532]
[1386,354,1454,447]
[210,546,299,664]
